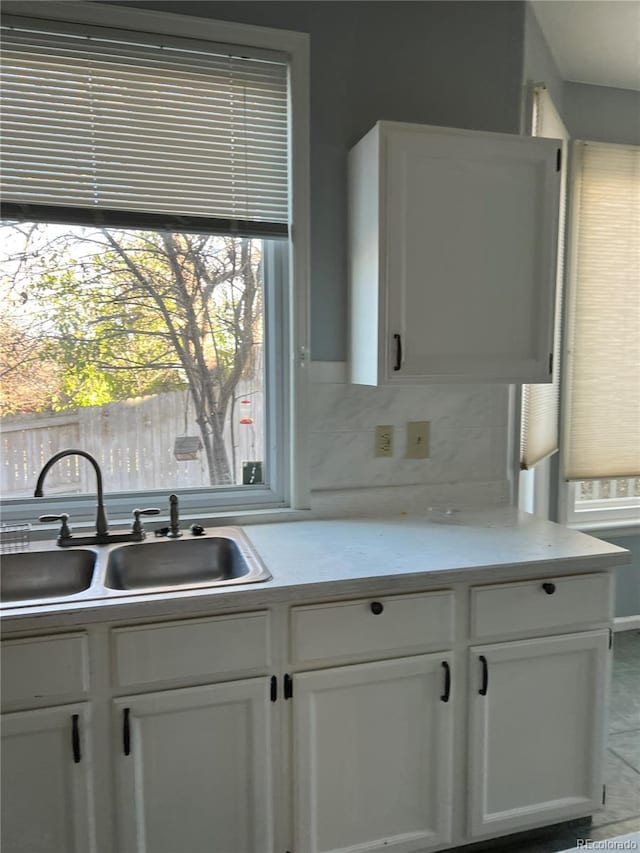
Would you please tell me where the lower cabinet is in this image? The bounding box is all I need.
[1,704,96,853]
[468,630,610,838]
[292,654,454,853]
[113,678,274,853]
[1,580,613,853]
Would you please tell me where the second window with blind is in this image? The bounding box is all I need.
[0,10,301,511]
[563,141,640,524]
[521,86,640,524]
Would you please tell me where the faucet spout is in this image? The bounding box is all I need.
[34,449,108,537]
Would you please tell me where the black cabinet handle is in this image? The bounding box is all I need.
[370,601,384,615]
[71,714,81,763]
[542,582,556,595]
[479,655,488,696]
[123,708,131,756]
[284,673,293,700]
[393,334,402,371]
[441,661,451,703]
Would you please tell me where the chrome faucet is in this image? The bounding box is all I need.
[34,449,159,547]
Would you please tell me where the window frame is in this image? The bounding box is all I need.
[561,480,640,532]
[0,1,311,527]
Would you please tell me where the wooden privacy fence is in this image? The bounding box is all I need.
[1,386,264,499]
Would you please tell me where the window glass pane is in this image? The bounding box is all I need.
[1,221,273,496]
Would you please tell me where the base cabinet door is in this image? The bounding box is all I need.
[1,704,96,853]
[114,678,274,853]
[293,654,453,853]
[469,630,610,838]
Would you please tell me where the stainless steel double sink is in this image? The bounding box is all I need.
[0,528,272,608]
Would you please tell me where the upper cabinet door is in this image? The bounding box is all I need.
[349,122,561,385]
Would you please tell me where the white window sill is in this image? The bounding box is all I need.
[568,518,640,539]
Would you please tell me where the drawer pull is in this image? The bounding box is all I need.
[479,655,488,696]
[542,582,556,595]
[123,708,131,756]
[71,714,81,764]
[370,601,384,615]
[441,661,451,703]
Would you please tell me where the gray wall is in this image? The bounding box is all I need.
[117,1,527,360]
[522,3,564,124]
[600,535,640,619]
[563,82,640,146]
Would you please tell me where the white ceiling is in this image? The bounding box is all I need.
[531,0,640,91]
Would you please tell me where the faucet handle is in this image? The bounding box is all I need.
[39,513,72,542]
[132,508,161,536]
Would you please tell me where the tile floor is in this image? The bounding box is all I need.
[469,630,640,853]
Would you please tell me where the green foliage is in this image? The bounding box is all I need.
[3,225,260,413]
[2,222,263,484]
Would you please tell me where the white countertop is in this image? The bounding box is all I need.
[0,507,631,632]
[245,507,629,583]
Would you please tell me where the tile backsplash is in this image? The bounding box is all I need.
[309,379,510,492]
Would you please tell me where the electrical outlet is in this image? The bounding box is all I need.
[374,425,393,457]
[406,421,430,459]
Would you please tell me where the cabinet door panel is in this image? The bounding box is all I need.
[384,125,559,383]
[114,679,273,853]
[294,654,453,853]
[1,704,95,853]
[469,630,609,837]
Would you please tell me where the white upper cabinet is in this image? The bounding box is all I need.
[349,121,561,384]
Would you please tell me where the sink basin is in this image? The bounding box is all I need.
[104,532,271,593]
[0,549,96,603]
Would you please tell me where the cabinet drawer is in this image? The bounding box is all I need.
[470,573,611,640]
[1,633,90,706]
[112,611,271,687]
[291,591,453,665]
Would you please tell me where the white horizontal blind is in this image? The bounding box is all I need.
[521,86,567,470]
[564,142,640,480]
[0,19,289,227]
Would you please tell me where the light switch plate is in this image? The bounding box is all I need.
[374,425,393,457]
[406,421,430,459]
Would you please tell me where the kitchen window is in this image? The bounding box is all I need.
[560,141,640,529]
[519,90,639,531]
[0,2,310,526]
